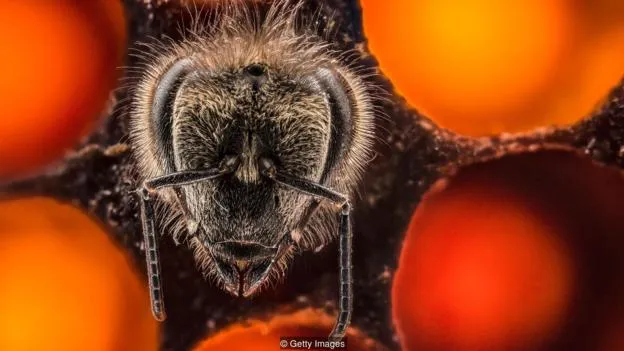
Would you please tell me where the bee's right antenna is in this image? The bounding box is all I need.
[259,158,353,341]
[332,201,352,341]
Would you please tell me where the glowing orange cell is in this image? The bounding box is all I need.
[362,0,624,136]
[0,1,126,180]
[393,171,574,350]
[194,323,279,351]
[0,197,157,351]
[193,309,377,351]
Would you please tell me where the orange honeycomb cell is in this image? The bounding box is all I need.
[392,158,581,350]
[393,152,624,350]
[0,197,157,351]
[0,0,126,180]
[193,308,377,351]
[362,0,624,136]
[393,184,573,350]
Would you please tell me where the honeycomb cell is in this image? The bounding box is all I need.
[0,0,126,180]
[362,0,624,136]
[393,152,624,350]
[193,308,381,351]
[0,197,157,351]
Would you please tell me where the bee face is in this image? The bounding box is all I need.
[130,0,376,319]
[172,64,331,183]
[168,64,335,295]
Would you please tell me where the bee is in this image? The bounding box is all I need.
[129,0,376,340]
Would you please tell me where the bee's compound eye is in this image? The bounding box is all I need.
[244,63,266,77]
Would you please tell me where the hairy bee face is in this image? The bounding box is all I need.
[130,0,376,299]
[173,65,332,295]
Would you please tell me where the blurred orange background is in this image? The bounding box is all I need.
[0,0,125,180]
[393,152,624,351]
[362,0,624,136]
[192,308,379,351]
[0,198,158,351]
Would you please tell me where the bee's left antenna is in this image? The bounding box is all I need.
[138,186,167,321]
[137,163,240,321]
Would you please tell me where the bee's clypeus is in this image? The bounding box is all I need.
[129,0,376,340]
